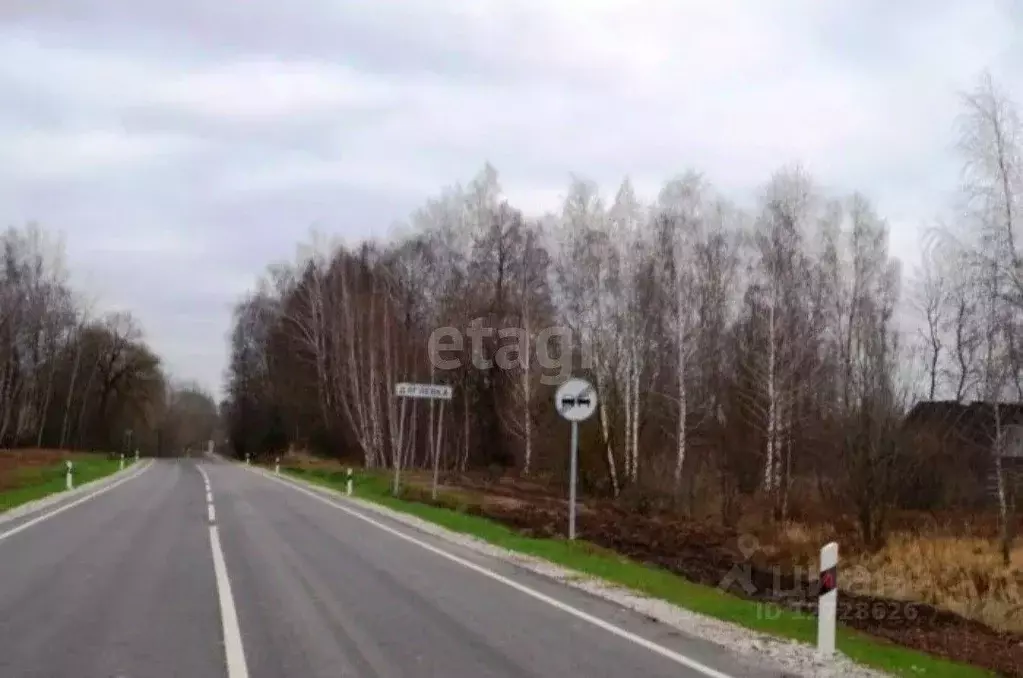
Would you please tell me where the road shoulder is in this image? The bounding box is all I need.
[0,459,153,531]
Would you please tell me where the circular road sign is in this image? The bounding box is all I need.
[555,378,598,422]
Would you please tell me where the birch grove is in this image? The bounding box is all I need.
[224,74,1023,548]
[226,162,904,522]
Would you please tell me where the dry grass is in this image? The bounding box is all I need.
[760,521,838,563]
[763,519,1023,633]
[851,534,1023,632]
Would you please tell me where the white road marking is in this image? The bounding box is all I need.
[198,463,249,678]
[257,470,735,678]
[208,524,249,678]
[0,461,154,545]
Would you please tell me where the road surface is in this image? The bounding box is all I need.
[0,458,784,677]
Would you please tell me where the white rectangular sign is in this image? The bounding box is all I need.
[394,382,453,400]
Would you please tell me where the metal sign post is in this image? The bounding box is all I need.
[555,378,597,540]
[393,382,454,497]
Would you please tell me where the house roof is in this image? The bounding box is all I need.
[904,400,1023,447]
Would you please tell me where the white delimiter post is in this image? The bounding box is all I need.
[275,457,280,475]
[346,468,353,496]
[120,453,125,471]
[65,460,73,490]
[818,541,839,657]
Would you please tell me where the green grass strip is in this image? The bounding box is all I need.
[283,465,996,678]
[0,456,127,514]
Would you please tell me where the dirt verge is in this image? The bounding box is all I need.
[0,449,72,490]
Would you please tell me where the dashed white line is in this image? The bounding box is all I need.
[0,461,153,545]
[256,469,735,678]
[197,463,249,678]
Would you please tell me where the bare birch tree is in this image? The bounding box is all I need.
[956,72,1023,562]
[557,175,621,496]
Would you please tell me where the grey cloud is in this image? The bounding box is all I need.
[0,0,1020,401]
[3,1,525,82]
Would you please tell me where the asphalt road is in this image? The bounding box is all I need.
[0,459,785,678]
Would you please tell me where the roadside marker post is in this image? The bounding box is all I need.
[275,457,280,475]
[134,449,139,463]
[346,468,353,496]
[554,378,598,540]
[245,453,250,466]
[393,382,453,498]
[119,454,125,471]
[818,541,839,657]
[65,460,73,491]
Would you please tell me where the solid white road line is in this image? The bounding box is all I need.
[257,470,735,678]
[0,461,154,545]
[208,524,249,678]
[208,503,216,523]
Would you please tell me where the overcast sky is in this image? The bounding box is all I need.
[1,1,1020,400]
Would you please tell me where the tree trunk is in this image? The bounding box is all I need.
[623,350,633,482]
[432,400,445,500]
[461,389,470,472]
[35,348,58,447]
[596,368,620,497]
[674,335,687,493]
[765,296,777,492]
[522,313,532,475]
[630,344,641,482]
[60,332,83,449]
